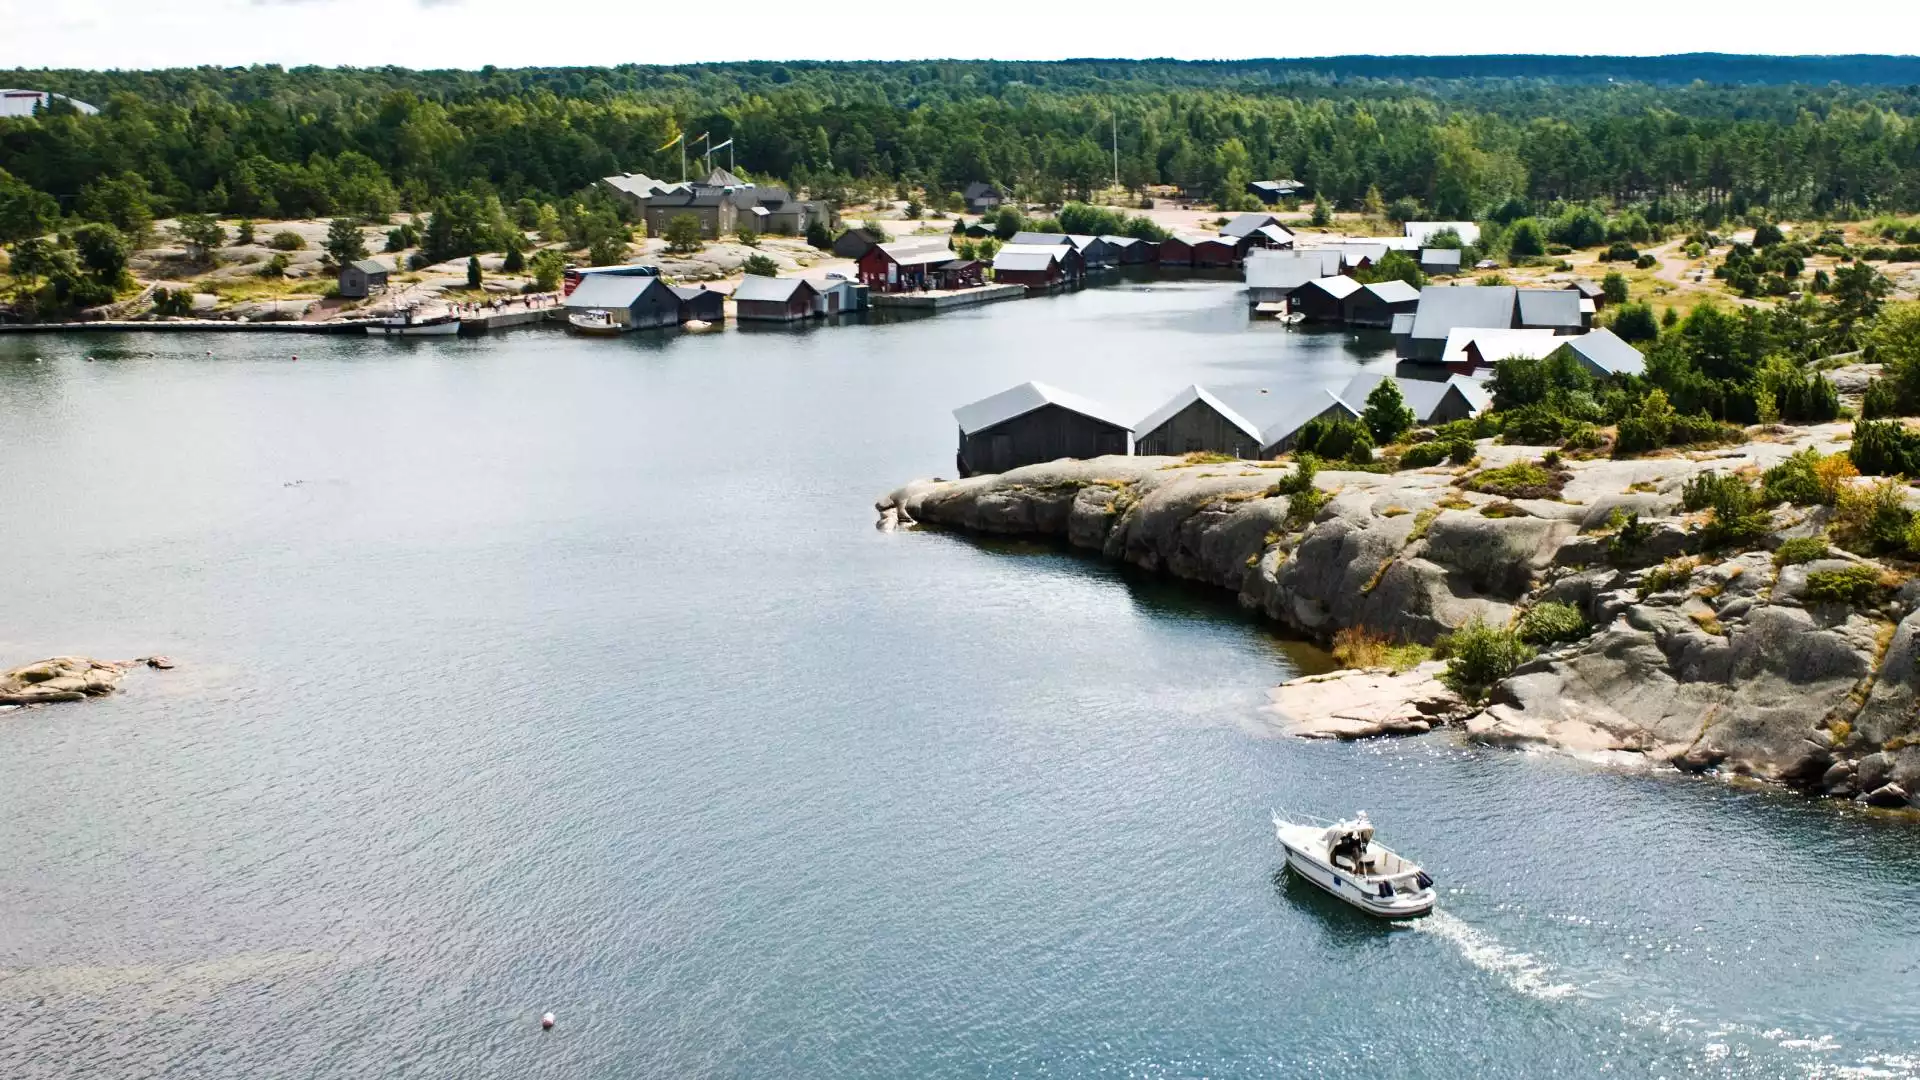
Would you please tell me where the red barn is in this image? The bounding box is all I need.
[858,239,953,292]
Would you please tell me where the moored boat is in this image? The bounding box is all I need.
[376,311,460,336]
[1273,811,1435,918]
[567,309,622,336]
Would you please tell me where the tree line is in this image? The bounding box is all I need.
[3,60,1920,239]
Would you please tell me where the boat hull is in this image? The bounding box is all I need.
[1276,824,1433,919]
[377,320,459,336]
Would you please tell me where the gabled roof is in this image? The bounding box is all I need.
[991,249,1060,273]
[1253,224,1296,246]
[1335,373,1490,424]
[347,258,388,275]
[1328,242,1388,268]
[996,243,1067,260]
[565,274,665,309]
[1404,221,1481,247]
[701,166,746,188]
[1390,312,1415,336]
[1567,278,1606,299]
[963,181,1001,199]
[1301,275,1363,300]
[1065,234,1108,252]
[1221,213,1282,238]
[1100,235,1143,248]
[876,239,955,266]
[732,275,815,303]
[1418,247,1463,267]
[1409,284,1517,342]
[1252,389,1358,450]
[954,381,1133,435]
[601,172,672,199]
[1168,231,1226,246]
[1008,231,1071,246]
[1135,384,1266,445]
[1442,327,1565,368]
[1360,280,1420,305]
[1515,288,1585,329]
[1558,327,1646,376]
[669,284,721,303]
[1245,252,1332,290]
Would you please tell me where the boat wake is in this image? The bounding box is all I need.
[1402,909,1578,1002]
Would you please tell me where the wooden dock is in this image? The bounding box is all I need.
[869,284,1025,311]
[457,305,559,335]
[0,318,377,335]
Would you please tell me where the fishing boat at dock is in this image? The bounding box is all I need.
[566,309,622,336]
[1273,810,1435,918]
[376,310,459,336]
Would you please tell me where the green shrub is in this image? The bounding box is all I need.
[1774,536,1829,565]
[1561,423,1607,452]
[1829,479,1915,554]
[1462,459,1567,500]
[269,230,306,251]
[1517,601,1588,646]
[1448,438,1475,465]
[1613,389,1676,457]
[1760,448,1826,506]
[1437,617,1536,703]
[1850,419,1920,477]
[1803,565,1886,606]
[1608,511,1654,562]
[1500,405,1572,445]
[1295,416,1374,465]
[1681,470,1747,512]
[1686,473,1770,549]
[1668,412,1743,447]
[1267,456,1328,527]
[1863,379,1900,419]
[1399,441,1451,469]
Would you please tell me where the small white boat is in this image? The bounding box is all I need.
[377,312,460,336]
[1274,811,1435,918]
[567,309,622,336]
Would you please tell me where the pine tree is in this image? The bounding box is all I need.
[1361,379,1417,445]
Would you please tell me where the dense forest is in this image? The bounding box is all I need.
[3,57,1920,243]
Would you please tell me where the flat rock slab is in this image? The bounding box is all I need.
[1265,661,1465,739]
[0,657,130,705]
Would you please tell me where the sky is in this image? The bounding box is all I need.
[0,0,1911,70]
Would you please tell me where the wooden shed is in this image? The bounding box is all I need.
[732,275,818,321]
[338,258,389,299]
[1134,385,1268,460]
[954,381,1133,477]
[671,284,726,323]
[1190,235,1240,269]
[812,279,865,316]
[1345,280,1421,327]
[1292,275,1362,322]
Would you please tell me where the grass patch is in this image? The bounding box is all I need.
[1436,617,1535,704]
[1516,601,1589,646]
[1462,459,1569,501]
[1162,450,1238,469]
[1331,627,1433,672]
[1406,506,1443,543]
[1639,556,1697,599]
[1688,610,1726,636]
[1437,494,1473,511]
[1480,501,1528,518]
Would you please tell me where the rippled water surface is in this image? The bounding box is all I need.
[3,282,1918,1078]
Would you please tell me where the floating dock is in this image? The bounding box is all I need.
[869,284,1025,311]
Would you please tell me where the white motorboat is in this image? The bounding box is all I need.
[567,308,622,335]
[1273,811,1435,918]
[376,311,460,336]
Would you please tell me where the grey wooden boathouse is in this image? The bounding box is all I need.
[953,381,1133,477]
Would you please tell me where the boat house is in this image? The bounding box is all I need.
[1396,285,1519,361]
[991,247,1066,289]
[1292,275,1363,322]
[670,284,725,323]
[1335,373,1491,427]
[1346,280,1421,327]
[859,239,954,292]
[953,381,1133,477]
[337,258,390,299]
[1418,248,1462,276]
[732,275,818,322]
[564,274,681,331]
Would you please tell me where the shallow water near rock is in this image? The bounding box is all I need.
[3,281,1918,1078]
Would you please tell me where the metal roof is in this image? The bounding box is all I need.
[1301,275,1363,300]
[347,258,388,274]
[1360,280,1420,304]
[953,381,1134,435]
[1560,327,1646,376]
[1249,389,1357,449]
[732,275,815,303]
[1100,235,1142,248]
[1244,252,1330,291]
[1221,213,1282,238]
[991,250,1060,273]
[1515,288,1585,329]
[0,88,100,116]
[1409,284,1517,342]
[1418,247,1463,267]
[1567,278,1606,299]
[565,274,664,309]
[1404,221,1482,247]
[1134,384,1266,445]
[1442,327,1564,368]
[1254,224,1296,245]
[1008,231,1072,246]
[1390,312,1415,335]
[1335,373,1489,424]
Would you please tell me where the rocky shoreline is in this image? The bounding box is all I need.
[878,423,1920,810]
[1,655,170,708]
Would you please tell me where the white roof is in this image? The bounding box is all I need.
[0,89,100,117]
[1135,384,1265,444]
[564,274,662,309]
[1560,327,1647,376]
[1301,275,1363,300]
[1441,327,1564,368]
[992,249,1059,272]
[1361,280,1420,304]
[954,382,1134,435]
[1404,221,1481,247]
[995,243,1066,260]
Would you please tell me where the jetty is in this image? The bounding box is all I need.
[0,319,378,334]
[869,283,1024,311]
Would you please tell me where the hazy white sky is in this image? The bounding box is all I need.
[0,0,1908,69]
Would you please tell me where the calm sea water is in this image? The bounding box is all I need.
[2,281,1917,1079]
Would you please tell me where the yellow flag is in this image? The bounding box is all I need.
[655,131,682,152]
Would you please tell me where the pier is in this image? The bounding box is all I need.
[869,283,1025,311]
